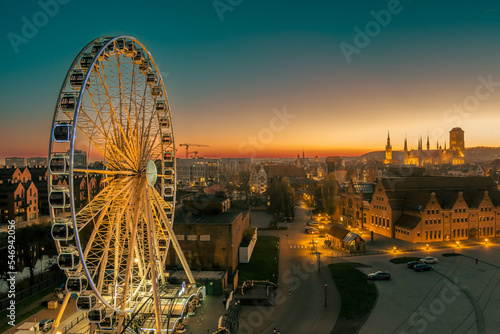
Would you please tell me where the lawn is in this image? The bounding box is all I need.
[0,283,59,333]
[329,262,378,334]
[237,236,280,283]
[389,256,421,264]
[442,253,463,257]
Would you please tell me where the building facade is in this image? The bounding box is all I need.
[365,176,500,243]
[384,127,466,166]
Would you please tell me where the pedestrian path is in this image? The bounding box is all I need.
[289,244,309,249]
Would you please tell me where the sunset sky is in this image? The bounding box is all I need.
[1,1,500,161]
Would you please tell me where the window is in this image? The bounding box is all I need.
[436,210,439,214]
[427,210,430,214]
[425,231,428,239]
[438,231,441,239]
[425,219,428,224]
[438,219,441,224]
[434,231,437,239]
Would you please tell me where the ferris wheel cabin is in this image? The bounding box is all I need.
[57,249,80,270]
[49,188,70,209]
[52,122,72,142]
[76,293,97,311]
[87,305,107,323]
[51,219,74,241]
[70,70,89,90]
[66,275,88,293]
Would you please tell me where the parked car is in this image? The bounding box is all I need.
[367,271,391,280]
[39,319,54,332]
[283,217,293,222]
[419,256,438,264]
[306,228,319,234]
[407,261,420,269]
[414,264,434,272]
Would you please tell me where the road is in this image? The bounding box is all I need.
[254,204,340,334]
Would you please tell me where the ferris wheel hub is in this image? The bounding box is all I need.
[146,160,158,187]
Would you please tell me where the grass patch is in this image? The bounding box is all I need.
[329,262,378,334]
[390,256,420,264]
[442,253,463,257]
[237,236,280,283]
[0,283,59,333]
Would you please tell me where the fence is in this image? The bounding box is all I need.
[0,272,65,309]
[325,247,421,258]
[61,313,86,334]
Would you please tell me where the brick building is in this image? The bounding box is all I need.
[169,199,250,275]
[365,176,500,243]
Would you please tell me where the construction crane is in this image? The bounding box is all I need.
[179,143,209,159]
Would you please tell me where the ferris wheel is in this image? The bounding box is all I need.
[48,36,195,332]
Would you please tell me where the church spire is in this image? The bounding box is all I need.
[404,135,408,153]
[418,135,422,151]
[385,131,393,163]
[427,133,430,150]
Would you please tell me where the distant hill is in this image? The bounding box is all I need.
[360,147,500,163]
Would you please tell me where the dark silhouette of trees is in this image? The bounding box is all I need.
[269,177,295,218]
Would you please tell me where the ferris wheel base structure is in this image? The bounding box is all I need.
[47,35,202,333]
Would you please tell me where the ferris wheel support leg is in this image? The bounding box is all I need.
[50,292,71,333]
[145,187,163,333]
[152,192,196,284]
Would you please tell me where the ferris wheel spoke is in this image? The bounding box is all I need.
[115,54,137,158]
[75,177,134,232]
[85,180,135,300]
[79,98,137,171]
[73,168,135,176]
[98,61,139,165]
[151,188,195,284]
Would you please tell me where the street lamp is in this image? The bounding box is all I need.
[324,281,328,308]
[40,246,44,281]
[456,241,460,247]
[485,239,489,245]
[393,246,396,253]
[426,244,429,250]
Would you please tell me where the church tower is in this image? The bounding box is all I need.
[449,127,465,155]
[385,131,392,164]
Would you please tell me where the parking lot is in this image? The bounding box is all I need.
[353,245,500,334]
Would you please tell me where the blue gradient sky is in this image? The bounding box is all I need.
[1,0,500,160]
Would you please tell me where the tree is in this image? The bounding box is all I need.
[269,177,295,218]
[321,173,339,217]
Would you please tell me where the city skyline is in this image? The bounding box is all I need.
[1,1,500,160]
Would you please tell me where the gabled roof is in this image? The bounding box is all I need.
[462,191,485,209]
[0,181,23,193]
[434,191,459,209]
[403,192,431,212]
[327,225,349,239]
[380,177,495,192]
[395,215,421,230]
[264,165,307,179]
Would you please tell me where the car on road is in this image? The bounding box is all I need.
[367,271,391,280]
[39,319,54,332]
[419,256,438,264]
[407,261,420,269]
[414,264,434,272]
[306,228,319,234]
[283,217,293,222]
